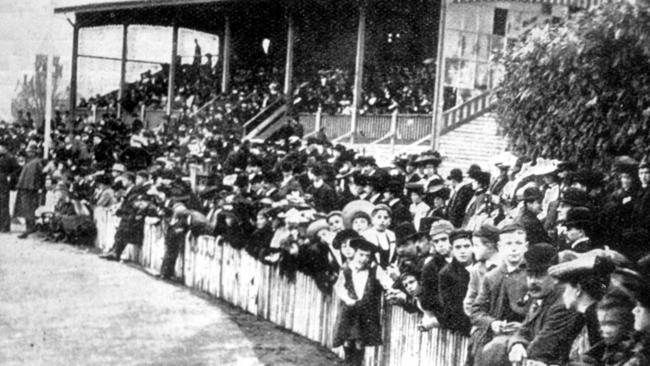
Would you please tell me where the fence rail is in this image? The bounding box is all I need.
[298,113,432,144]
[93,207,468,366]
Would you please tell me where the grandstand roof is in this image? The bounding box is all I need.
[54,0,246,13]
[54,0,277,34]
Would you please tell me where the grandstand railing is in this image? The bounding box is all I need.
[298,113,432,144]
[93,207,469,366]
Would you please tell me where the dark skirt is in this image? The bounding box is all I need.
[332,300,383,347]
[13,189,39,221]
[0,183,10,231]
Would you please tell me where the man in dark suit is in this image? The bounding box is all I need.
[0,145,20,232]
[438,230,473,336]
[14,144,44,238]
[563,207,597,253]
[446,168,474,228]
[306,164,338,214]
[383,176,411,230]
[99,172,148,261]
[507,243,584,366]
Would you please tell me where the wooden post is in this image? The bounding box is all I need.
[118,23,128,118]
[390,109,398,154]
[431,0,447,150]
[167,22,179,116]
[140,104,146,125]
[283,13,295,96]
[69,24,79,115]
[350,3,366,145]
[315,105,322,135]
[221,16,232,94]
[44,55,53,159]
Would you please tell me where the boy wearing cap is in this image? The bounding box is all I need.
[361,204,397,269]
[471,222,529,366]
[438,230,474,336]
[333,237,394,366]
[463,223,500,316]
[417,220,455,330]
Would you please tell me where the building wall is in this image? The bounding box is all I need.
[443,1,568,108]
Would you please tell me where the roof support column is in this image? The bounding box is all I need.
[69,23,79,115]
[431,0,447,150]
[118,23,128,118]
[221,16,232,94]
[167,22,179,116]
[283,12,295,96]
[350,1,367,145]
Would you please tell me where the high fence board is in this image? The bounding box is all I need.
[95,212,468,366]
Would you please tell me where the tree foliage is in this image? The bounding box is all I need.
[11,55,66,127]
[495,3,650,168]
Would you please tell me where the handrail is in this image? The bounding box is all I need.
[245,104,288,140]
[242,96,284,131]
[440,90,495,135]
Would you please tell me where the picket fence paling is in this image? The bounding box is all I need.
[93,208,468,366]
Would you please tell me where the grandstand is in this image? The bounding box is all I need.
[54,0,601,169]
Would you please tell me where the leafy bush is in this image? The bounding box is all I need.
[495,3,650,169]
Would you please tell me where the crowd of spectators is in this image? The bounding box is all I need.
[292,64,435,115]
[79,43,436,122]
[3,98,650,366]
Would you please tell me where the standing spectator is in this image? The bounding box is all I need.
[447,168,474,228]
[463,223,500,316]
[306,164,337,214]
[438,230,473,336]
[471,222,529,366]
[332,237,393,366]
[0,144,20,232]
[563,207,597,253]
[407,183,429,231]
[14,144,44,239]
[516,187,551,245]
[418,220,454,330]
[361,204,397,269]
[98,173,146,261]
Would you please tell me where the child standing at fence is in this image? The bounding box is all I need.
[333,237,394,366]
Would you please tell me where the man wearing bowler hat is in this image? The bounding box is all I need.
[506,243,584,366]
[562,207,598,253]
[447,168,474,228]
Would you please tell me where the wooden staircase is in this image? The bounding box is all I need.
[437,112,507,172]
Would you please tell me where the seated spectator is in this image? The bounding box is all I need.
[499,244,584,366]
